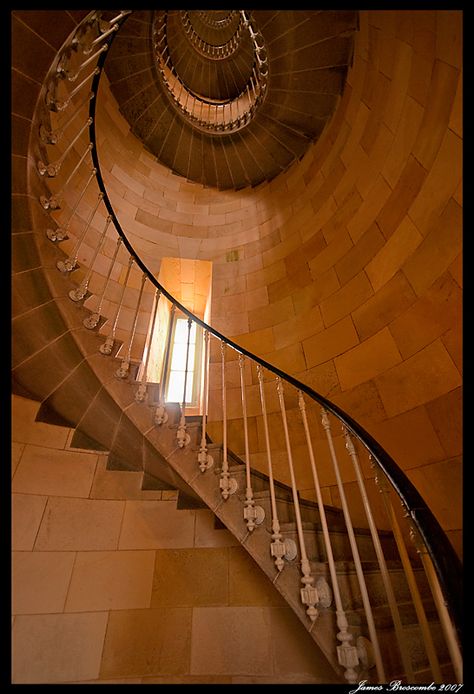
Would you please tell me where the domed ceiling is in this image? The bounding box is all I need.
[103,9,358,190]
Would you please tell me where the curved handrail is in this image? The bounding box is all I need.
[90,45,463,642]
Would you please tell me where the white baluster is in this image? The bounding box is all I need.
[83,236,121,330]
[155,304,174,426]
[99,255,134,356]
[298,392,359,684]
[239,354,264,530]
[56,191,103,273]
[257,365,296,571]
[321,407,386,682]
[59,44,108,82]
[197,329,213,471]
[276,378,319,620]
[38,118,92,177]
[46,165,96,242]
[40,143,93,210]
[177,318,192,448]
[344,427,415,681]
[39,92,93,145]
[69,214,111,301]
[372,459,442,682]
[46,67,100,112]
[219,342,238,499]
[116,273,147,379]
[135,288,161,403]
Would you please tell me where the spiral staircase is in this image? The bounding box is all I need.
[11,9,462,686]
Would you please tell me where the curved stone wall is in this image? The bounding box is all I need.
[94,11,462,555]
[12,10,462,556]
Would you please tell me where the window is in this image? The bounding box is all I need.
[165,315,202,407]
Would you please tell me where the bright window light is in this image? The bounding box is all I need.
[166,318,199,404]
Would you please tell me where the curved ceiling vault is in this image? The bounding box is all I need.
[103,9,358,190]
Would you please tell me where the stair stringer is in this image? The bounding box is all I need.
[143,415,349,682]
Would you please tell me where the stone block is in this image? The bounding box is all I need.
[335,327,402,391]
[375,339,461,417]
[12,551,75,615]
[12,612,108,683]
[118,500,195,549]
[303,316,359,368]
[12,493,48,551]
[65,550,155,612]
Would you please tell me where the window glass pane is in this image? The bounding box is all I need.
[167,370,194,403]
[170,343,196,371]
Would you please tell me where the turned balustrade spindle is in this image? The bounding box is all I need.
[239,354,264,530]
[155,304,175,426]
[198,329,213,471]
[99,255,134,356]
[83,236,122,330]
[135,288,161,403]
[40,142,93,210]
[298,392,360,684]
[46,67,100,112]
[276,377,319,620]
[40,92,93,146]
[257,365,296,571]
[46,166,96,243]
[218,342,237,498]
[37,118,92,178]
[69,214,112,302]
[321,407,385,682]
[176,317,192,449]
[116,273,147,380]
[56,191,104,273]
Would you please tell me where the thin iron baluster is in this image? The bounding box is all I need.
[69,214,112,301]
[344,427,415,682]
[257,365,296,571]
[37,118,92,177]
[298,392,359,684]
[198,329,213,471]
[155,304,175,425]
[116,273,148,379]
[177,318,192,448]
[276,378,319,621]
[372,458,442,682]
[321,407,386,682]
[40,143,93,210]
[135,288,161,403]
[99,255,134,356]
[218,342,237,498]
[56,191,104,273]
[239,354,264,530]
[83,236,121,330]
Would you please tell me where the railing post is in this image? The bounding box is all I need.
[83,236,121,330]
[371,457,443,682]
[38,118,93,177]
[135,288,161,403]
[40,142,93,210]
[56,191,104,273]
[239,354,264,530]
[408,518,463,682]
[155,303,174,426]
[176,317,192,448]
[257,365,296,571]
[276,377,319,620]
[343,426,415,682]
[46,165,96,242]
[321,407,386,682]
[116,272,147,380]
[198,329,213,471]
[219,341,238,498]
[99,255,134,356]
[298,392,360,683]
[69,214,112,301]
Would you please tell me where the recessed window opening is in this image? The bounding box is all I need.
[165,315,202,406]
